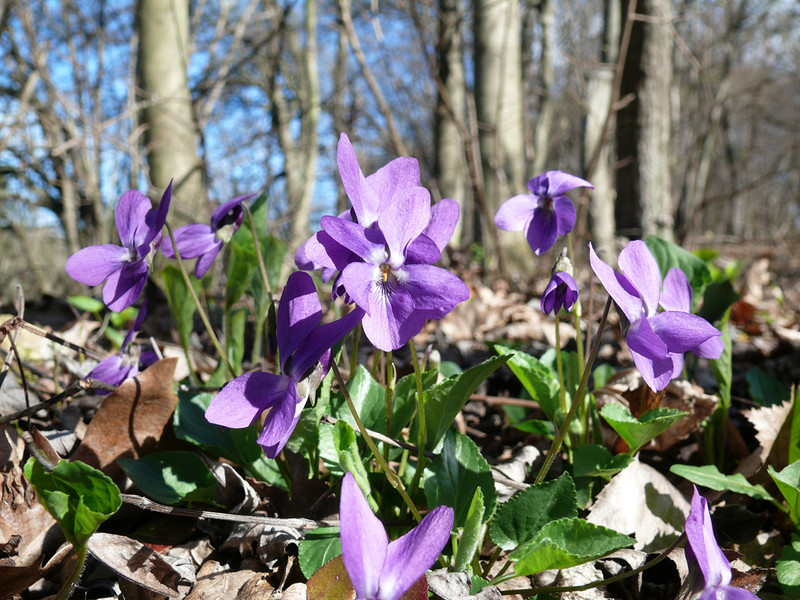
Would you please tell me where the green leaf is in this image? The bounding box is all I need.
[109,306,138,329]
[492,345,560,421]
[24,458,121,548]
[670,464,777,503]
[454,486,485,572]
[490,472,577,551]
[117,451,218,505]
[592,364,616,391]
[173,391,287,489]
[67,295,105,314]
[646,236,711,310]
[600,404,688,455]
[768,460,800,528]
[226,307,247,375]
[572,444,633,480]
[418,355,510,451]
[299,527,342,579]
[226,237,257,311]
[698,280,739,324]
[790,386,800,465]
[390,369,438,439]
[333,420,372,504]
[330,365,386,433]
[424,429,497,527]
[746,366,791,407]
[777,534,800,595]
[510,517,634,576]
[161,265,200,356]
[707,309,732,468]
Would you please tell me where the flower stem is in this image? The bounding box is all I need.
[331,361,422,521]
[534,296,611,484]
[242,203,274,302]
[408,338,427,496]
[165,224,235,379]
[56,544,87,600]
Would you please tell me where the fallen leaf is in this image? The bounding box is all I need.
[183,560,263,600]
[737,398,795,478]
[0,424,68,596]
[71,358,178,483]
[426,570,502,600]
[87,532,193,598]
[586,458,689,552]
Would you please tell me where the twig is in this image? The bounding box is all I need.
[121,494,338,530]
[0,377,116,424]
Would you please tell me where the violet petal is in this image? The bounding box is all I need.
[205,371,290,428]
[686,486,731,588]
[161,224,218,259]
[617,240,662,317]
[494,194,537,232]
[378,187,431,267]
[65,245,130,287]
[660,268,692,313]
[277,272,323,372]
[525,206,559,255]
[402,264,470,311]
[553,196,577,236]
[362,283,425,352]
[102,259,149,313]
[115,190,153,249]
[540,170,594,196]
[257,379,304,458]
[422,198,459,254]
[380,505,454,600]
[649,311,722,354]
[626,317,674,391]
[289,307,364,380]
[589,243,644,324]
[340,473,389,600]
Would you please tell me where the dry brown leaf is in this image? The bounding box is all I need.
[586,458,689,552]
[87,532,193,599]
[184,560,263,600]
[736,398,795,478]
[71,358,178,483]
[0,424,69,597]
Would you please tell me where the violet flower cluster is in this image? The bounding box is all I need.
[295,133,469,352]
[590,240,722,391]
[161,194,256,278]
[494,170,593,256]
[685,486,759,600]
[340,472,453,600]
[66,184,172,312]
[205,272,363,458]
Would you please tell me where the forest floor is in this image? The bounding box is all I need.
[1,236,798,600]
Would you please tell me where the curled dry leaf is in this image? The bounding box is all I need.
[737,398,795,478]
[219,522,303,570]
[87,532,193,599]
[71,358,179,483]
[0,424,69,596]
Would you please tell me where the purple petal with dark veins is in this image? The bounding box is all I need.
[340,262,377,315]
[205,371,290,428]
[337,133,381,226]
[366,155,420,218]
[362,282,425,352]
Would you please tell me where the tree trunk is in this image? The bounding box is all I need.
[434,0,467,246]
[532,0,554,176]
[583,0,620,258]
[615,0,674,241]
[473,0,525,260]
[136,0,207,220]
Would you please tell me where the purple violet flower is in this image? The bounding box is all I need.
[161,194,256,278]
[541,271,579,315]
[318,187,469,352]
[65,184,172,312]
[340,472,453,600]
[87,301,149,393]
[685,486,759,600]
[295,133,461,304]
[495,170,593,255]
[205,272,363,458]
[589,240,722,392]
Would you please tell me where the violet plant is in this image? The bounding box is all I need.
[57,139,780,600]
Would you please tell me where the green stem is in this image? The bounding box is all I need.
[567,233,588,442]
[534,296,611,484]
[56,544,87,600]
[408,338,427,496]
[165,224,235,378]
[349,322,361,382]
[331,362,421,521]
[242,203,274,301]
[554,314,567,415]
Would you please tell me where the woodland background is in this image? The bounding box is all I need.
[0,0,798,301]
